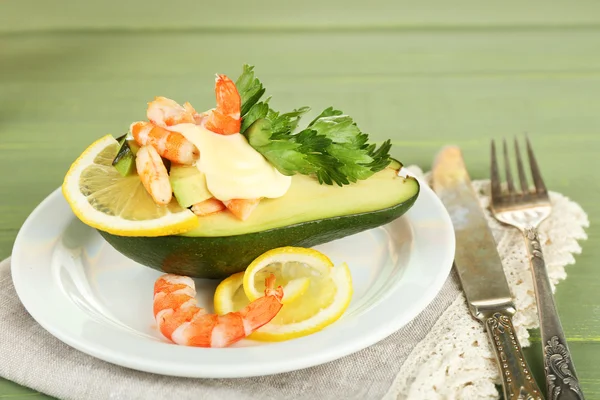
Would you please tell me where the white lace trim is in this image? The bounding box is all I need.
[384,167,589,400]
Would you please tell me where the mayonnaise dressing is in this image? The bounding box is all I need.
[170,123,292,201]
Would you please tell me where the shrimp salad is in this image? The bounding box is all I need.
[113,66,394,222]
[118,74,288,221]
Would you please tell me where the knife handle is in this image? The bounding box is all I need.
[484,311,544,400]
[524,228,585,400]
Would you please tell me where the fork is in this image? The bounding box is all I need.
[489,137,585,400]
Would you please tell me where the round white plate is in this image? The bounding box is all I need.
[11,174,455,378]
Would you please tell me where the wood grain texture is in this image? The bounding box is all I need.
[1,3,599,398]
[4,0,600,33]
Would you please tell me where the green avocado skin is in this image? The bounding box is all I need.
[98,182,419,279]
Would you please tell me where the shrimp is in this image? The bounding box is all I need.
[147,96,196,127]
[136,145,172,205]
[191,197,262,220]
[153,273,283,347]
[191,198,226,216]
[182,101,208,125]
[131,121,199,165]
[205,74,241,135]
[223,198,261,221]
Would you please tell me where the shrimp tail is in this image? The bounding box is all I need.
[264,273,284,300]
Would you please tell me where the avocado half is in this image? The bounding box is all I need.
[98,165,420,279]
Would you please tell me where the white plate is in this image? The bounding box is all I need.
[11,174,455,378]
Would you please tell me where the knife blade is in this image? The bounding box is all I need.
[431,145,514,319]
[431,146,543,400]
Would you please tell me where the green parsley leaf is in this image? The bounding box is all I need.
[269,106,311,138]
[308,106,343,126]
[237,65,392,186]
[246,119,317,176]
[236,64,266,117]
[240,100,269,135]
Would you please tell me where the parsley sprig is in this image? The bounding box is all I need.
[235,65,392,186]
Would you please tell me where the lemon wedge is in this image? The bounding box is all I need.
[214,247,353,341]
[62,135,198,236]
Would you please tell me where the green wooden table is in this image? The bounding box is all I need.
[1,1,599,398]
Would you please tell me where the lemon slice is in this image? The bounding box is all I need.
[252,262,352,341]
[62,134,198,236]
[214,272,309,313]
[214,272,309,312]
[243,246,334,301]
[214,272,247,315]
[214,247,353,341]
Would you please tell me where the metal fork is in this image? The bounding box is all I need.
[489,137,585,400]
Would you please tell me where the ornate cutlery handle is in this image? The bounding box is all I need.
[524,228,585,400]
[485,311,543,399]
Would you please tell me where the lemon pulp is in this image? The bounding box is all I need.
[62,135,197,236]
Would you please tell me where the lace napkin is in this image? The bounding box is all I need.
[0,167,589,400]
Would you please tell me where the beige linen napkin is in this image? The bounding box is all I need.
[0,172,588,400]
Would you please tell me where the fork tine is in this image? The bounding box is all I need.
[514,137,529,194]
[490,140,502,201]
[502,138,516,194]
[525,136,548,194]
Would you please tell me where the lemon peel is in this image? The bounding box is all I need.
[62,135,198,236]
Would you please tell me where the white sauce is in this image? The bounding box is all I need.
[170,123,292,201]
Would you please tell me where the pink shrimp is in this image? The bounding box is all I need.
[147,96,197,127]
[136,145,172,205]
[190,198,226,216]
[223,198,261,221]
[205,74,241,135]
[153,273,283,347]
[131,121,199,165]
[147,96,208,127]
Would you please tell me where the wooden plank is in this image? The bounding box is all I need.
[1,28,599,398]
[3,0,600,33]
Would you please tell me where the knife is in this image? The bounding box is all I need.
[431,146,544,400]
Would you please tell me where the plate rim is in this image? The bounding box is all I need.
[11,174,455,378]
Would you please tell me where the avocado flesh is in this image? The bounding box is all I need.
[169,165,213,208]
[98,166,420,279]
[183,167,415,237]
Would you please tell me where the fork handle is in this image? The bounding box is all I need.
[524,227,585,400]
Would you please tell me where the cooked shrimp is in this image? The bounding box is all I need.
[205,74,241,135]
[153,273,283,347]
[223,198,261,221]
[131,121,199,165]
[191,198,226,216]
[182,101,208,125]
[136,145,172,205]
[147,96,199,127]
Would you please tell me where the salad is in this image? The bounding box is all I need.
[61,65,418,347]
[108,64,394,224]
